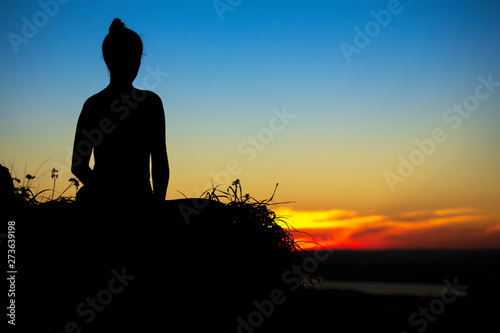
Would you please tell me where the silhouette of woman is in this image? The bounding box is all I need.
[72,18,169,204]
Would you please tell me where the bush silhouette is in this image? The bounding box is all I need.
[4,171,326,332]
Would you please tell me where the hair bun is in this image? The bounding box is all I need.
[109,18,126,33]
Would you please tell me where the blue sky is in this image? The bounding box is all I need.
[1,0,499,219]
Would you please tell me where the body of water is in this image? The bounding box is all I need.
[305,278,468,298]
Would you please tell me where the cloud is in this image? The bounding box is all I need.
[390,207,482,223]
[275,206,492,249]
[349,226,392,241]
[485,224,500,234]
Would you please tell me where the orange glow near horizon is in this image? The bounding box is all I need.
[6,163,500,251]
[275,207,500,250]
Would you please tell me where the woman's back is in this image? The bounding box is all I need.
[84,87,162,194]
[72,18,169,203]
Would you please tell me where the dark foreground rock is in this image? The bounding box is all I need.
[11,199,328,332]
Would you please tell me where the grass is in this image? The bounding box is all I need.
[4,163,327,331]
[200,179,304,255]
[5,163,306,257]
[3,162,310,271]
[3,162,79,204]
[3,162,307,266]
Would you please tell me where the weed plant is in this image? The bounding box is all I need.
[3,161,79,205]
[2,163,323,331]
[201,179,301,255]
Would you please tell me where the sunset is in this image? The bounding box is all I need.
[2,0,499,251]
[276,206,498,250]
[1,0,500,331]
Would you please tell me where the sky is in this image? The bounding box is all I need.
[1,0,500,249]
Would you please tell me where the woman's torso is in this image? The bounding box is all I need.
[84,86,155,195]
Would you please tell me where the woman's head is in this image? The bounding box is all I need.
[102,18,143,83]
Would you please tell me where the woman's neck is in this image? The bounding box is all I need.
[109,75,134,90]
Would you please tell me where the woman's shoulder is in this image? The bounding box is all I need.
[135,89,162,104]
[78,89,116,122]
[82,87,163,113]
[133,89,164,116]
[83,89,111,107]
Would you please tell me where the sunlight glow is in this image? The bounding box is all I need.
[276,207,498,250]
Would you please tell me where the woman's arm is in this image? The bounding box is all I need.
[71,100,94,185]
[150,94,169,202]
